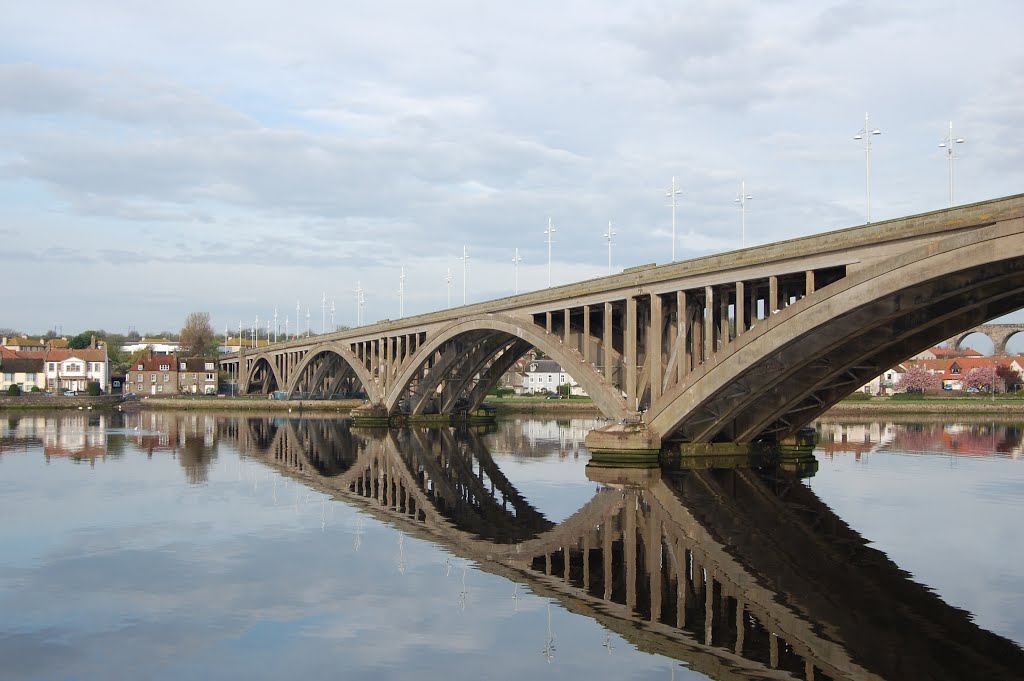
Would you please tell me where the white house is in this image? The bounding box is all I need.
[520,359,587,396]
[44,348,110,393]
[0,357,46,393]
[122,338,180,355]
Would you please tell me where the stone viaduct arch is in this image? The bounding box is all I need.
[953,324,1024,355]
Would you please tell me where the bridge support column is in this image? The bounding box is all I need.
[584,422,660,467]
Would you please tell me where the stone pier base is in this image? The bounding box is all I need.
[584,422,661,467]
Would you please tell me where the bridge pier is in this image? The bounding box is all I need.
[583,422,661,467]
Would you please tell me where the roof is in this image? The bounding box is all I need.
[0,357,44,372]
[46,338,69,348]
[524,359,563,373]
[131,355,179,371]
[183,357,215,371]
[45,349,108,363]
[5,337,43,347]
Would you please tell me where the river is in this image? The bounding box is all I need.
[1,411,1021,680]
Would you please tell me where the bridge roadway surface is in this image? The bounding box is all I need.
[221,194,1024,451]
[230,417,1024,681]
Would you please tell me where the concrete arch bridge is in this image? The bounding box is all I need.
[221,195,1024,453]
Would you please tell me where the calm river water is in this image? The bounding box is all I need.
[1,411,1022,680]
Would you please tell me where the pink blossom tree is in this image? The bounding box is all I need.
[961,366,996,392]
[895,366,941,393]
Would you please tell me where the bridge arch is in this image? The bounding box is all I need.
[283,341,382,402]
[953,324,1024,355]
[646,222,1024,444]
[240,354,284,395]
[385,313,630,420]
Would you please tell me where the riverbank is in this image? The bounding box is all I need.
[5,393,1022,418]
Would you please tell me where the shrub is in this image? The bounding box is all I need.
[843,391,872,401]
[86,381,101,396]
[6,384,21,396]
[30,386,40,393]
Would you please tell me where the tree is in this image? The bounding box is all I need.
[962,367,996,392]
[895,366,941,393]
[996,365,1022,392]
[179,312,217,357]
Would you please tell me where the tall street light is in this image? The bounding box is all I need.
[305,307,311,337]
[321,292,326,335]
[854,112,882,223]
[735,180,753,247]
[445,268,452,309]
[330,300,335,332]
[512,248,522,294]
[461,246,469,305]
[666,176,681,262]
[273,308,278,343]
[939,121,965,207]
[544,218,556,287]
[355,282,364,326]
[603,221,615,274]
[295,300,300,339]
[398,266,405,318]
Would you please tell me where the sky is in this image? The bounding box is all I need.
[2,0,1023,337]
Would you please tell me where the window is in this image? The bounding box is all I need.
[180,362,186,371]
[157,385,163,393]
[193,373,198,380]
[2,373,13,382]
[138,364,143,370]
[206,373,215,381]
[163,374,169,382]
[205,362,214,371]
[26,373,36,382]
[151,373,156,383]
[49,362,56,371]
[159,364,170,371]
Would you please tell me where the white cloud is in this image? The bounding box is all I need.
[1,0,1022,331]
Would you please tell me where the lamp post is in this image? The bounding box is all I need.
[398,266,405,318]
[356,280,364,325]
[734,180,753,247]
[544,218,556,287]
[512,248,522,294]
[666,176,681,262]
[285,316,289,340]
[461,246,469,305]
[445,268,452,309]
[939,121,965,207]
[854,112,882,223]
[295,300,300,339]
[321,292,326,335]
[273,307,278,343]
[603,221,615,274]
[306,307,310,337]
[254,314,259,347]
[330,300,335,331]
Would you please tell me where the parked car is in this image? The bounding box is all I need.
[966,387,980,394]
[63,390,76,396]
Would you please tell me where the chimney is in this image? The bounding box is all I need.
[91,335,97,349]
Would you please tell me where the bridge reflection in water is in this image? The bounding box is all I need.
[227,417,1023,681]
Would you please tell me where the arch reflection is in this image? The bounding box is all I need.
[227,416,1024,681]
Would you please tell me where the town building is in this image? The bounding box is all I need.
[122,338,180,355]
[43,348,111,393]
[519,359,586,396]
[0,356,46,393]
[126,354,180,395]
[178,357,219,395]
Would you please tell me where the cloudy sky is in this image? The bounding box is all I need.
[2,0,1023,336]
